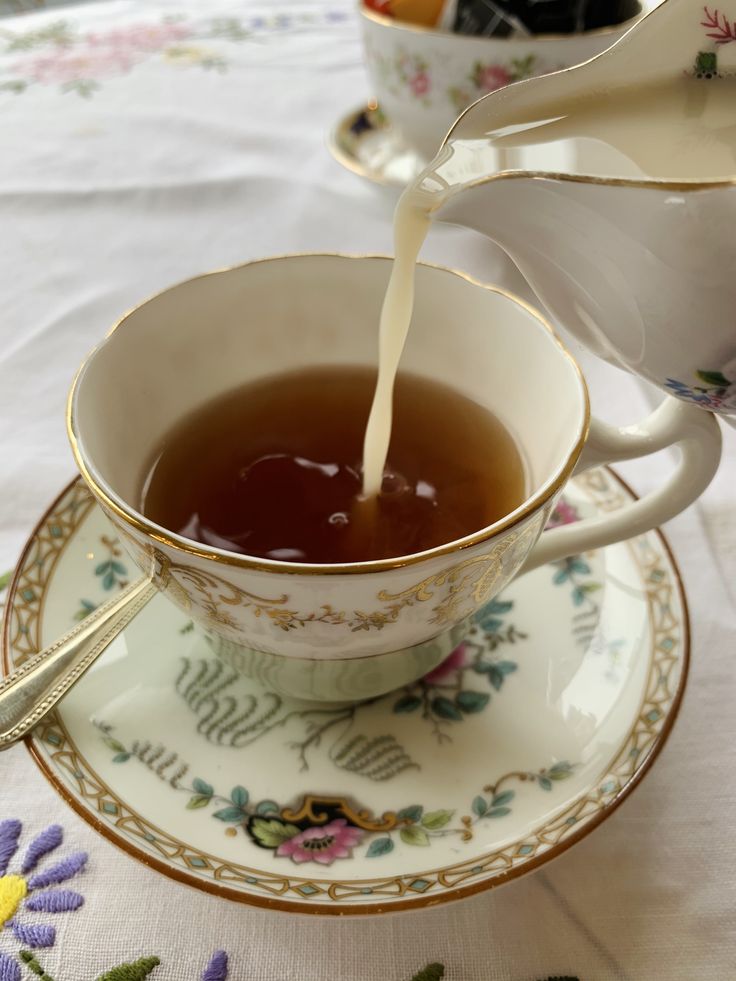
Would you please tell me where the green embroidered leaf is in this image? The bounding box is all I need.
[431,696,462,721]
[213,806,245,822]
[472,795,487,817]
[250,818,301,848]
[487,666,505,691]
[256,799,280,815]
[696,369,730,387]
[394,694,422,713]
[496,660,518,675]
[580,582,602,593]
[102,571,115,590]
[112,752,131,764]
[111,561,127,575]
[456,690,490,713]
[486,807,512,818]
[538,776,553,791]
[400,825,430,847]
[95,560,111,575]
[103,736,126,753]
[230,785,249,807]
[186,795,211,810]
[491,790,515,807]
[0,569,11,592]
[421,809,453,830]
[410,963,445,981]
[97,956,161,981]
[397,805,423,823]
[192,778,214,797]
[366,837,394,857]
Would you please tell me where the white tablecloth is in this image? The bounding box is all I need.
[1,2,734,978]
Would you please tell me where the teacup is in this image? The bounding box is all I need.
[67,254,720,702]
[360,3,650,159]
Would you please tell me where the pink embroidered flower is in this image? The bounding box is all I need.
[423,642,466,684]
[410,69,430,97]
[547,498,580,530]
[476,64,512,93]
[86,22,192,53]
[16,47,136,84]
[276,819,363,865]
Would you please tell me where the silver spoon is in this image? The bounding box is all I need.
[0,575,157,750]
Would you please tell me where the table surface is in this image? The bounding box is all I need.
[1,2,734,979]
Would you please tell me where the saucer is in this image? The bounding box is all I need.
[2,468,688,915]
[328,103,427,188]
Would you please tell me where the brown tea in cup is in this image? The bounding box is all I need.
[139,365,525,564]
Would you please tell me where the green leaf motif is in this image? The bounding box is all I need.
[397,805,423,823]
[431,696,462,721]
[456,690,490,714]
[487,806,512,818]
[97,957,161,981]
[250,818,301,848]
[400,825,430,847]
[103,736,126,754]
[95,560,111,575]
[491,790,515,807]
[538,776,553,791]
[696,369,730,387]
[549,761,574,781]
[410,965,445,981]
[580,582,602,594]
[421,809,453,831]
[256,800,280,815]
[186,795,211,810]
[366,837,394,857]
[112,753,131,764]
[0,569,11,592]
[213,806,245,822]
[103,571,115,590]
[230,785,249,807]
[111,561,127,575]
[192,778,214,797]
[472,795,487,817]
[394,694,422,713]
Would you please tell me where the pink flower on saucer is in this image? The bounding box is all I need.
[476,64,512,93]
[276,819,363,865]
[410,69,430,97]
[423,642,466,685]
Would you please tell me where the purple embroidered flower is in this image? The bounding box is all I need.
[275,819,363,865]
[0,819,86,978]
[423,643,467,685]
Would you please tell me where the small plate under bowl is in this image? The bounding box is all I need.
[2,467,688,915]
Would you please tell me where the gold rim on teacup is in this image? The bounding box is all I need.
[67,253,590,577]
[360,2,649,41]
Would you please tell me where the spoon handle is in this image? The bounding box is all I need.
[0,575,157,750]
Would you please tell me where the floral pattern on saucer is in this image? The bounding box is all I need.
[2,468,688,913]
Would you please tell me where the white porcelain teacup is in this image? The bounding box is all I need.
[68,254,720,702]
[360,3,651,159]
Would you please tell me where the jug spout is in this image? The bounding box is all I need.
[435,174,736,417]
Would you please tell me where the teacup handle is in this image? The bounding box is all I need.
[522,397,722,574]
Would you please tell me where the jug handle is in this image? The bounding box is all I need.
[521,397,722,574]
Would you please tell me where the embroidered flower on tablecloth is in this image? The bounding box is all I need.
[0,820,87,979]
